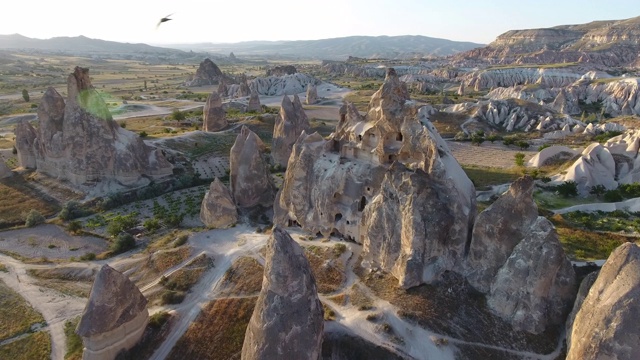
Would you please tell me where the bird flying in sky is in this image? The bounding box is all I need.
[156,14,174,29]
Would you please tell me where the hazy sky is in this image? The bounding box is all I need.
[2,0,638,45]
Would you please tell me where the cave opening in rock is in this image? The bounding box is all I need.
[335,213,343,222]
[359,196,367,211]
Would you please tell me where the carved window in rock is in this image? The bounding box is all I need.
[396,133,403,141]
[358,196,367,212]
[335,213,343,222]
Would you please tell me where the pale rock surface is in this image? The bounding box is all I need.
[527,146,579,167]
[557,143,618,195]
[14,120,37,168]
[230,126,275,208]
[76,264,148,360]
[241,227,323,360]
[305,83,318,104]
[250,73,319,96]
[566,242,640,360]
[0,160,12,178]
[272,94,310,167]
[464,68,582,91]
[247,90,261,112]
[202,91,228,132]
[20,67,173,186]
[466,176,576,333]
[275,68,476,287]
[200,177,238,228]
[487,217,576,334]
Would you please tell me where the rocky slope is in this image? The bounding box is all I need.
[229,126,275,208]
[275,68,476,287]
[242,227,323,360]
[454,16,640,67]
[15,67,173,186]
[566,242,640,359]
[272,94,310,167]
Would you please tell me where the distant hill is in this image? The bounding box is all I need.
[454,16,640,67]
[165,35,485,60]
[0,34,186,55]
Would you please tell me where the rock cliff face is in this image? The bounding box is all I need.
[14,120,37,168]
[247,90,261,112]
[200,177,238,228]
[185,58,226,86]
[76,264,148,360]
[275,68,476,287]
[229,126,275,208]
[251,73,319,96]
[15,67,172,186]
[454,16,640,67]
[463,67,582,91]
[202,91,228,132]
[272,94,310,167]
[466,177,576,334]
[305,84,318,105]
[566,242,640,360]
[241,227,323,360]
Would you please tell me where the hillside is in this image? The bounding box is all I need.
[165,35,485,60]
[454,15,640,67]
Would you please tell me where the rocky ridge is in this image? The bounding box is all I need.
[15,67,173,186]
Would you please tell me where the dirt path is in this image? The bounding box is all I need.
[0,254,86,360]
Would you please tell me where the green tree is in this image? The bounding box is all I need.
[517,140,530,150]
[111,233,136,254]
[171,109,185,121]
[503,137,515,146]
[514,152,526,167]
[589,185,607,198]
[556,181,578,198]
[471,134,485,146]
[25,209,45,227]
[21,89,29,102]
[486,134,499,143]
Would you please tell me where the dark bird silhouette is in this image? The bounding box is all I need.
[156,14,173,28]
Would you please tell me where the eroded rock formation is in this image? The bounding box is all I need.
[272,94,310,167]
[465,176,576,334]
[566,242,640,359]
[76,264,148,360]
[15,67,172,186]
[186,58,226,86]
[241,226,323,360]
[305,84,318,105]
[266,65,297,77]
[200,177,238,228]
[202,91,228,132]
[247,90,261,112]
[275,68,476,287]
[230,126,275,208]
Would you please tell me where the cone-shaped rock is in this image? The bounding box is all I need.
[203,91,228,132]
[200,177,238,228]
[186,58,225,86]
[76,264,148,359]
[230,126,275,208]
[248,90,261,112]
[14,120,37,168]
[305,83,318,105]
[241,226,323,360]
[272,94,310,167]
[566,242,640,359]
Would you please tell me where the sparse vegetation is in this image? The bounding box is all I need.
[24,209,45,227]
[0,279,46,341]
[64,317,83,360]
[110,233,136,254]
[555,181,578,198]
[0,331,51,360]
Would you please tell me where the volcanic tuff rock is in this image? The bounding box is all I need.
[76,264,148,360]
[305,83,318,104]
[565,271,598,352]
[15,67,172,186]
[202,91,228,132]
[185,58,226,86]
[241,227,323,360]
[0,160,12,178]
[454,16,640,67]
[556,143,618,195]
[466,176,576,333]
[275,68,476,287]
[266,65,297,77]
[229,126,275,208]
[527,145,579,167]
[251,73,319,96]
[14,120,37,168]
[247,90,261,112]
[464,67,582,91]
[566,242,640,359]
[200,177,238,228]
[272,94,310,167]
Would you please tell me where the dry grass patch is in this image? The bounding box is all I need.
[161,254,214,292]
[219,256,264,296]
[0,279,46,340]
[64,317,82,360]
[0,331,51,360]
[167,297,256,360]
[0,176,59,228]
[348,284,375,310]
[304,245,347,294]
[462,165,521,189]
